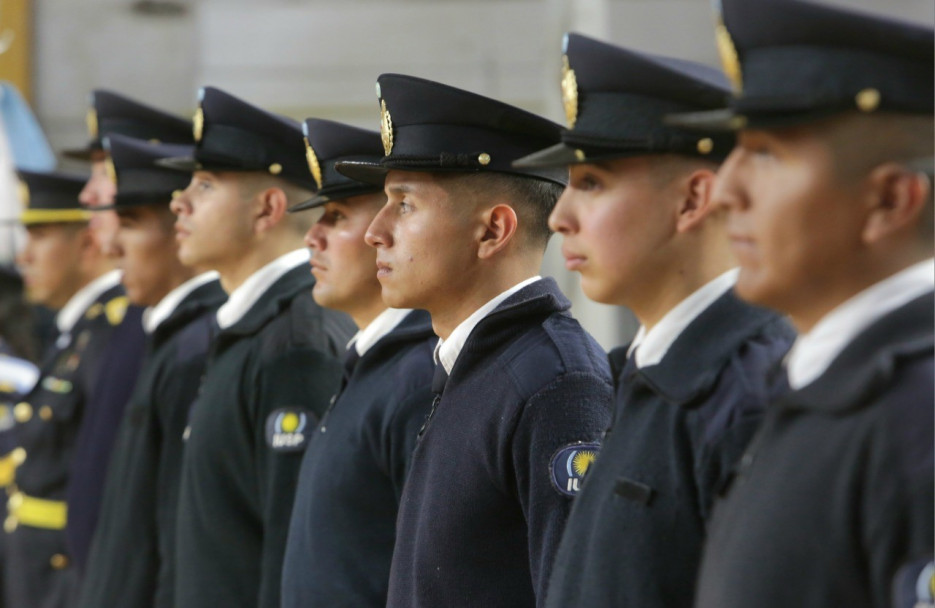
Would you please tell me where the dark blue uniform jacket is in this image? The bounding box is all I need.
[282,309,436,607]
[175,264,354,608]
[695,292,934,608]
[544,289,794,608]
[386,278,614,608]
[4,282,127,608]
[66,300,146,572]
[76,279,226,608]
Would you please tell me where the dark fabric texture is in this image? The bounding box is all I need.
[65,302,146,572]
[281,309,437,607]
[174,264,355,608]
[75,280,226,608]
[385,278,614,608]
[3,283,126,608]
[544,290,795,608]
[695,292,934,608]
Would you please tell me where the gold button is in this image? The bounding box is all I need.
[728,115,749,130]
[11,448,25,466]
[7,491,22,510]
[477,153,491,166]
[39,406,53,421]
[3,515,16,533]
[13,403,31,423]
[269,163,283,175]
[574,149,586,162]
[49,554,69,569]
[697,138,714,155]
[855,88,880,113]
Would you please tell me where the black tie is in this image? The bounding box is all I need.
[431,363,449,395]
[343,347,361,383]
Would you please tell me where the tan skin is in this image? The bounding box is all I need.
[713,118,932,333]
[304,193,388,329]
[170,170,309,294]
[113,205,196,307]
[17,222,112,309]
[79,152,121,259]
[364,170,542,340]
[548,156,734,330]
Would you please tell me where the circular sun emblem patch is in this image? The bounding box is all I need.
[265,408,310,452]
[550,442,600,497]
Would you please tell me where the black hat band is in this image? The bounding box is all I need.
[386,124,555,171]
[738,46,933,115]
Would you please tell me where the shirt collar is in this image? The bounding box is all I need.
[786,258,935,390]
[216,249,309,330]
[629,268,739,368]
[142,271,220,334]
[349,308,413,357]
[434,276,541,374]
[56,269,122,335]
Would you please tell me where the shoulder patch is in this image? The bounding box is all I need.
[105,296,129,326]
[550,442,600,497]
[265,408,311,452]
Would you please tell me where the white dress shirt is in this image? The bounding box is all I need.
[142,271,220,335]
[55,269,123,347]
[348,308,415,357]
[435,276,541,374]
[628,269,739,368]
[216,249,309,330]
[785,258,934,390]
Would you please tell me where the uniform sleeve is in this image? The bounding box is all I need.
[250,346,343,608]
[510,371,613,605]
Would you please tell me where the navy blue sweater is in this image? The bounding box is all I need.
[544,289,795,608]
[282,309,436,607]
[696,293,934,608]
[386,278,614,608]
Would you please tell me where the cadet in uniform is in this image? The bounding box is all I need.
[338,74,614,608]
[664,1,934,606]
[163,87,355,608]
[281,118,436,607]
[76,133,226,608]
[510,35,795,608]
[5,171,121,607]
[66,90,194,571]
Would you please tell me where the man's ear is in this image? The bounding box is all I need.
[862,163,930,245]
[254,187,289,234]
[477,203,518,260]
[675,169,718,233]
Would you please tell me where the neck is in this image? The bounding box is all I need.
[349,298,388,331]
[629,236,734,331]
[218,233,302,294]
[431,255,540,339]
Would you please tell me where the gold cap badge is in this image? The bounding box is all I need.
[105,157,118,186]
[715,18,743,94]
[304,137,323,189]
[380,99,394,156]
[561,55,579,129]
[86,108,99,139]
[193,107,204,142]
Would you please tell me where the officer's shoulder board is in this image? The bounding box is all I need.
[265,407,312,452]
[550,441,600,497]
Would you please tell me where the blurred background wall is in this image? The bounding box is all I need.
[2,0,933,347]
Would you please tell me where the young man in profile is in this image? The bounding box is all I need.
[163,87,354,608]
[281,118,436,607]
[667,1,934,606]
[512,34,794,608]
[339,74,614,607]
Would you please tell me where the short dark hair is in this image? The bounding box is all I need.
[440,172,564,250]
